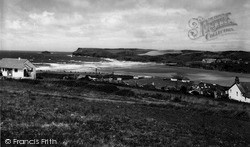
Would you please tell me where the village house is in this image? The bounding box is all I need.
[170,74,190,83]
[192,82,227,98]
[0,58,36,79]
[181,77,190,83]
[228,77,250,103]
[216,58,231,63]
[125,77,193,92]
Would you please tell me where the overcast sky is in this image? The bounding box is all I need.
[1,0,250,51]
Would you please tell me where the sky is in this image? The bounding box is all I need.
[0,0,250,52]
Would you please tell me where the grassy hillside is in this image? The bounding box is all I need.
[73,48,250,62]
[1,78,250,146]
[73,48,250,73]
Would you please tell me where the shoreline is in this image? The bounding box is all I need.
[35,61,250,87]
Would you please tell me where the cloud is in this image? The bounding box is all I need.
[29,11,55,25]
[1,0,250,51]
[5,20,28,30]
[101,13,123,27]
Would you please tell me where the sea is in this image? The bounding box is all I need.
[1,50,250,86]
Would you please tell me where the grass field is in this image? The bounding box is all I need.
[1,79,250,146]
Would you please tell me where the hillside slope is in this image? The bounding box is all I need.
[73,48,250,73]
[1,79,250,146]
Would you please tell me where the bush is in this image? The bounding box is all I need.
[96,84,119,93]
[54,80,76,87]
[191,91,199,95]
[75,81,89,87]
[171,96,182,102]
[150,93,165,100]
[19,79,40,85]
[87,84,120,93]
[115,89,135,97]
[37,73,73,79]
[180,86,187,93]
[36,76,43,79]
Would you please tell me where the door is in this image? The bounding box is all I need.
[7,68,12,77]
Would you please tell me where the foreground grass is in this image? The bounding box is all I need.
[1,80,250,146]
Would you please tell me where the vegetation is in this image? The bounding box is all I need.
[41,51,51,54]
[73,48,250,73]
[1,78,250,146]
[115,89,136,97]
[189,61,250,73]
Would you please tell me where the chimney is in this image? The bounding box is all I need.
[235,76,240,84]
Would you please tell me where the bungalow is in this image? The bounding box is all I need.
[181,77,190,83]
[170,75,182,81]
[228,77,250,103]
[170,74,190,83]
[0,58,36,79]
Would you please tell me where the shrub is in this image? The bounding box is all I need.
[152,93,163,99]
[191,91,199,95]
[87,84,119,93]
[36,76,43,79]
[96,84,119,93]
[55,80,76,87]
[180,86,187,93]
[172,96,182,102]
[75,81,89,87]
[231,110,249,121]
[19,79,40,85]
[115,89,135,97]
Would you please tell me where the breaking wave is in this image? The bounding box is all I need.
[35,58,158,72]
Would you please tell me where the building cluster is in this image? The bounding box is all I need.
[0,58,249,103]
[80,73,250,103]
[202,58,248,64]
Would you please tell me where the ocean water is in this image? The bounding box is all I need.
[35,59,156,72]
[1,51,250,86]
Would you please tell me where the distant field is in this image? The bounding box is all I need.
[138,50,182,56]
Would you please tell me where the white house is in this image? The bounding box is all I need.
[228,77,250,103]
[0,58,36,79]
[181,77,190,83]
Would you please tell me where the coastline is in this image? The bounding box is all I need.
[35,62,250,87]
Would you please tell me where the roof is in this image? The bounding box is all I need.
[196,82,227,92]
[182,77,190,80]
[0,58,35,69]
[237,82,250,98]
[125,77,192,89]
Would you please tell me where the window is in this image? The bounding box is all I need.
[236,92,238,96]
[230,89,232,93]
[14,69,18,72]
